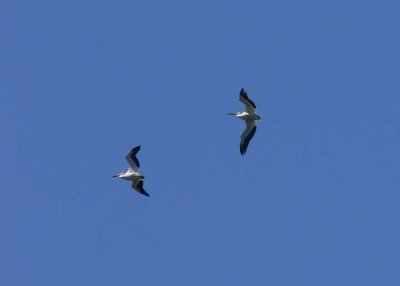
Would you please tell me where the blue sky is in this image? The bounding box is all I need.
[2,1,400,285]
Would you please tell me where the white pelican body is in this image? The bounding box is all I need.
[228,88,261,155]
[232,112,261,121]
[117,172,144,181]
[112,146,149,197]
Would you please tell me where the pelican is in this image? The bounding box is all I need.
[228,88,261,155]
[112,146,149,197]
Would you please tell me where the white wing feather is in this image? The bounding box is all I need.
[240,120,257,154]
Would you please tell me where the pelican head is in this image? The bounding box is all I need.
[227,112,239,116]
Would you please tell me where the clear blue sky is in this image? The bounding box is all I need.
[2,1,400,285]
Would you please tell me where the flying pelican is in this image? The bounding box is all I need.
[112,146,149,197]
[228,88,261,155]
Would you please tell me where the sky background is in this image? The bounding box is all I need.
[1,1,400,285]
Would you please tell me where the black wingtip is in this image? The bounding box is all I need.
[139,188,150,197]
[131,145,141,154]
[240,143,249,155]
[135,180,150,197]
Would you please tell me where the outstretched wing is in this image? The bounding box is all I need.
[132,180,150,197]
[239,88,257,113]
[125,146,141,171]
[240,120,257,155]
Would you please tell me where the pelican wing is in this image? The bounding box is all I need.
[239,88,257,113]
[240,120,257,155]
[132,180,150,197]
[125,145,141,171]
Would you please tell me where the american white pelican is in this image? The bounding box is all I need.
[112,146,149,197]
[228,88,261,155]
